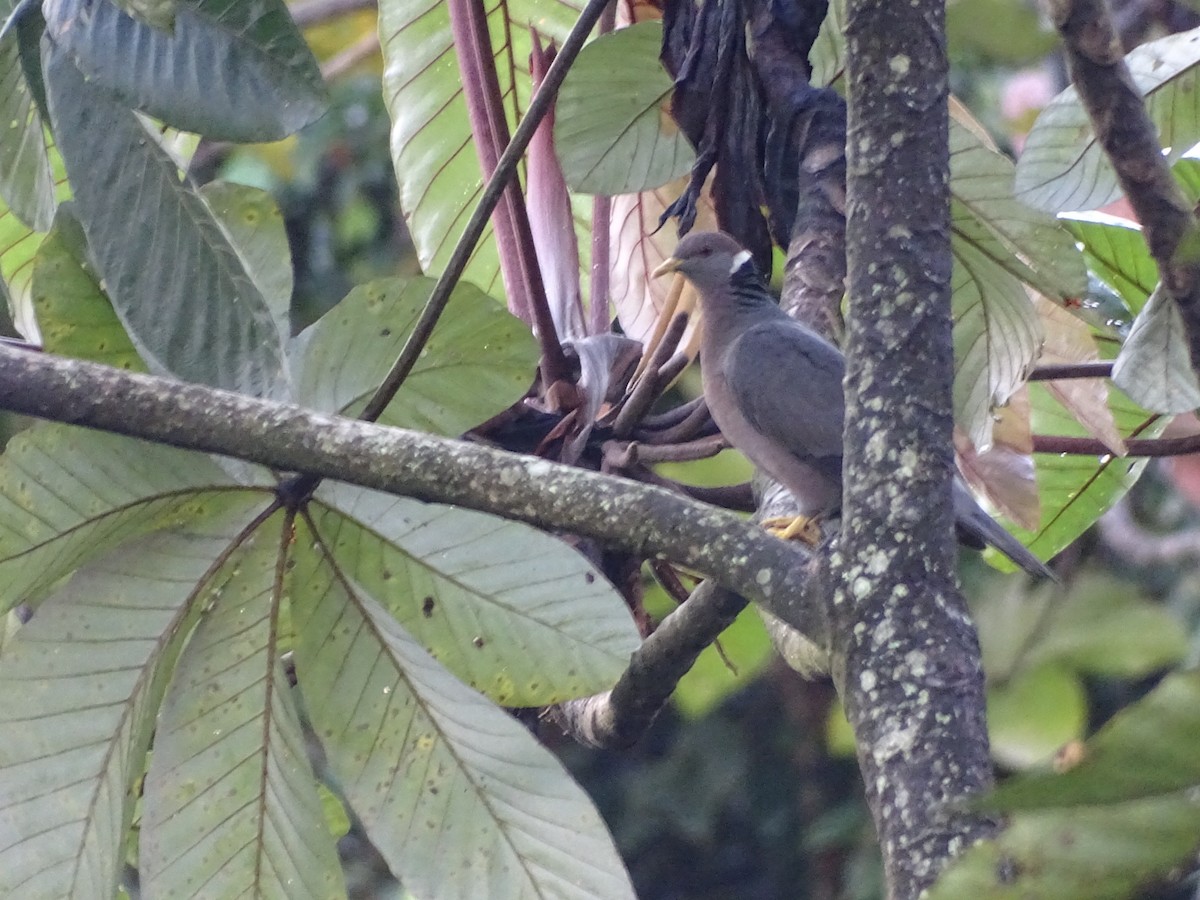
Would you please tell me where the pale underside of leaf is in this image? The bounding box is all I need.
[311,482,639,706]
[1015,27,1200,213]
[290,275,538,436]
[141,515,346,900]
[949,118,1087,301]
[0,521,255,899]
[1112,285,1200,413]
[554,22,694,195]
[0,424,246,613]
[289,515,637,900]
[951,218,1044,452]
[610,173,718,345]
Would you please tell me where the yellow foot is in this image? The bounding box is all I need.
[761,515,822,546]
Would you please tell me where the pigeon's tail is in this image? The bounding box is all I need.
[953,481,1057,581]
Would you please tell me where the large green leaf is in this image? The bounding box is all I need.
[32,207,144,369]
[310,483,639,706]
[931,671,1200,899]
[987,671,1200,810]
[987,664,1087,770]
[289,516,637,900]
[43,42,289,398]
[0,521,251,898]
[928,791,1200,900]
[43,0,326,141]
[951,217,1043,450]
[555,22,694,195]
[379,0,588,297]
[0,424,242,613]
[291,276,537,435]
[1016,27,1200,213]
[950,119,1087,301]
[141,515,346,899]
[0,3,53,231]
[1112,284,1200,413]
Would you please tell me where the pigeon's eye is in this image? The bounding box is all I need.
[699,246,713,256]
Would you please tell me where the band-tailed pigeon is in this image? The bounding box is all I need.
[653,230,1054,580]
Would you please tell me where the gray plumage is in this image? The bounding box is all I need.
[655,230,1054,580]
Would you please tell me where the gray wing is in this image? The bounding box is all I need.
[723,318,846,484]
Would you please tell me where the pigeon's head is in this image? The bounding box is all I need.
[651,231,756,297]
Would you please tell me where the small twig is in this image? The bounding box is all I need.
[1098,497,1200,565]
[590,197,613,336]
[1032,431,1199,457]
[0,336,39,351]
[638,400,710,446]
[639,395,706,430]
[357,0,614,424]
[585,3,617,337]
[649,559,692,606]
[291,0,376,27]
[629,434,728,464]
[1027,361,1113,381]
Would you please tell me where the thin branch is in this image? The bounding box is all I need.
[1027,361,1113,381]
[1049,0,1200,371]
[357,0,614,424]
[550,580,751,748]
[0,345,826,640]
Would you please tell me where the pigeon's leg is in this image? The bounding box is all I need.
[760,515,822,546]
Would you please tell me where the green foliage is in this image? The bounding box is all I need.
[975,571,1186,767]
[555,22,694,195]
[291,276,538,434]
[44,0,326,141]
[378,0,590,299]
[0,0,1197,896]
[1016,28,1200,212]
[931,672,1200,899]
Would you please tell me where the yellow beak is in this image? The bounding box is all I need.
[651,256,683,279]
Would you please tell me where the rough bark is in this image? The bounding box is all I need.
[837,0,997,896]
